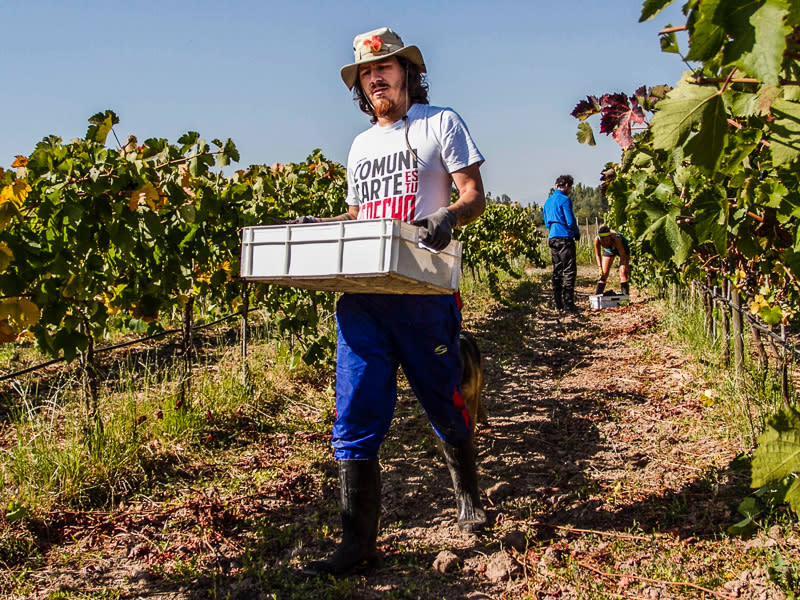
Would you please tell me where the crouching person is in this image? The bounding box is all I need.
[302,26,488,576]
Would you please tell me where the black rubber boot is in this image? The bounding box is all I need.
[553,283,564,311]
[595,280,606,295]
[303,459,381,576]
[563,286,579,312]
[620,281,630,296]
[441,439,487,533]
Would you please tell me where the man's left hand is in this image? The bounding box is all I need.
[412,207,457,251]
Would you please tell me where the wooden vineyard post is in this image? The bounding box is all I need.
[240,281,250,388]
[731,287,744,374]
[750,323,768,370]
[781,324,789,406]
[721,279,731,367]
[712,285,719,342]
[179,294,195,409]
[80,316,103,443]
[585,217,590,248]
[704,282,714,343]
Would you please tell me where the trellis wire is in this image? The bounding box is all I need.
[692,280,795,406]
[0,309,256,384]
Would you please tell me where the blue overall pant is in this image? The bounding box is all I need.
[332,293,472,460]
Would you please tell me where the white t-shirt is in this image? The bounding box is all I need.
[346,104,484,222]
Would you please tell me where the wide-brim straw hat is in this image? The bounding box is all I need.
[340,27,426,89]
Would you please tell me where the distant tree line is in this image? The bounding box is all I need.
[570,182,607,223]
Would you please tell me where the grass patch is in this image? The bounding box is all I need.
[0,322,337,517]
[655,285,788,449]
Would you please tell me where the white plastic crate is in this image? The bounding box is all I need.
[239,218,462,294]
[589,294,630,309]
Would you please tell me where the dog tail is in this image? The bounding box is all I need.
[459,330,487,429]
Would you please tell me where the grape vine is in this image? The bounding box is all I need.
[0,110,541,376]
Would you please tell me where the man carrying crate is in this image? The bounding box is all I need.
[302,26,487,576]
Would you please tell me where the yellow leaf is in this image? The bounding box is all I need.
[750,294,767,314]
[16,299,39,327]
[0,242,13,270]
[101,293,122,315]
[0,181,31,207]
[11,156,28,168]
[130,183,160,211]
[218,260,232,282]
[0,298,39,330]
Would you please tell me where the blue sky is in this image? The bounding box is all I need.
[3,1,687,206]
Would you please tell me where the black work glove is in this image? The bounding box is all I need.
[412,207,457,251]
[292,215,318,224]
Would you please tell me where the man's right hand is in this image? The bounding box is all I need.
[412,207,457,251]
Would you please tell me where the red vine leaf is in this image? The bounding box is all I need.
[599,93,646,149]
[570,96,602,121]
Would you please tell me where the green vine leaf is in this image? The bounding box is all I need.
[768,98,800,166]
[759,304,783,325]
[751,406,800,489]
[785,477,800,513]
[722,0,790,86]
[639,0,676,22]
[693,185,729,255]
[660,29,680,54]
[686,0,726,62]
[5,500,28,523]
[651,79,727,171]
[86,110,119,145]
[576,122,596,146]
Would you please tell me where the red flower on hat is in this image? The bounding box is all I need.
[363,35,383,53]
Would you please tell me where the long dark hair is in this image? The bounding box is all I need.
[353,56,430,123]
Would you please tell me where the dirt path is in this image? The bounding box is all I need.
[5,270,797,599]
[359,271,782,599]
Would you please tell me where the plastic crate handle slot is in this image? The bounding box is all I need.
[283,225,292,275]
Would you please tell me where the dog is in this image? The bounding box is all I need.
[459,330,487,432]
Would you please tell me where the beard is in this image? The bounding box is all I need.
[372,96,397,119]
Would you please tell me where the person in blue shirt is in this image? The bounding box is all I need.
[543,175,580,312]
